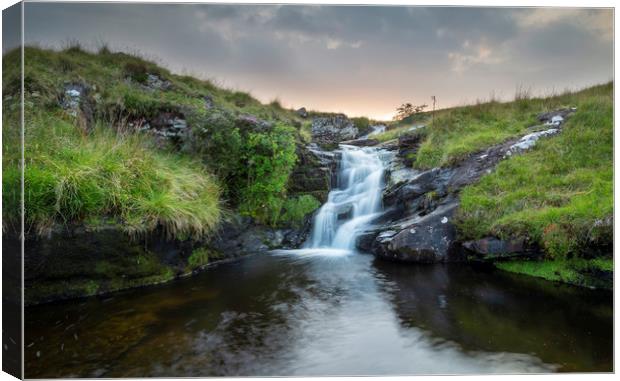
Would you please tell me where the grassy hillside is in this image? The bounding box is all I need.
[2,45,321,238]
[375,83,612,286]
[456,83,613,286]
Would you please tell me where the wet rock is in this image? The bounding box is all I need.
[148,112,189,139]
[537,108,576,124]
[311,114,358,146]
[296,107,308,118]
[340,138,380,147]
[462,237,539,260]
[506,128,559,155]
[374,203,459,263]
[288,144,336,203]
[398,132,423,166]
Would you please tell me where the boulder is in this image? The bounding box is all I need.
[374,203,459,263]
[311,114,358,146]
[296,107,308,118]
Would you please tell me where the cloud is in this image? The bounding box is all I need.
[514,8,613,40]
[448,39,505,73]
[19,4,614,119]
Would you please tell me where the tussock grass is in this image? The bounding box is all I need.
[457,82,613,259]
[3,111,221,239]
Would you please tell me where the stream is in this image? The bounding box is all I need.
[24,146,613,377]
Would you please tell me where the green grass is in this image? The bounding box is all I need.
[456,83,612,259]
[402,85,610,169]
[2,45,325,237]
[3,110,222,239]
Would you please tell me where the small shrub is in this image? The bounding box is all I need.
[279,195,321,227]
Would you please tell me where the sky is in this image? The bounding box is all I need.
[9,3,615,120]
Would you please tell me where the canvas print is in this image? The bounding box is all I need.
[1,2,614,378]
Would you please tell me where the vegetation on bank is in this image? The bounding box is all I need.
[456,83,612,256]
[375,83,613,286]
[2,45,322,238]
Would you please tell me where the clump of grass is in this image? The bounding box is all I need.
[4,112,222,240]
[123,61,149,84]
[226,90,253,108]
[278,195,321,228]
[457,82,613,259]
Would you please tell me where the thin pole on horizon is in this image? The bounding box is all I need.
[431,95,436,127]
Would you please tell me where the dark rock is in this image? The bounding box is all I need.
[296,107,308,118]
[288,144,337,202]
[398,133,423,166]
[374,203,459,263]
[537,108,576,124]
[311,114,358,146]
[462,237,540,260]
[340,138,380,147]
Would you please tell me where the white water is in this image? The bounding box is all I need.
[306,145,386,250]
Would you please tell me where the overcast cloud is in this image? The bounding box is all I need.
[16,3,614,119]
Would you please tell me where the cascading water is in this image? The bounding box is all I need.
[306,145,386,251]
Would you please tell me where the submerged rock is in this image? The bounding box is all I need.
[462,237,540,260]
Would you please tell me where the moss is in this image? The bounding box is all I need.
[496,258,612,289]
[187,247,210,269]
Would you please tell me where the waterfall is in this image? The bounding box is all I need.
[306,145,386,250]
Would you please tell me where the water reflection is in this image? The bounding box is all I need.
[24,253,611,377]
[372,260,613,372]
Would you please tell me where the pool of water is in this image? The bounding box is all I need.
[24,251,613,377]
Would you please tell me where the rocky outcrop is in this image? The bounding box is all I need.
[60,82,96,130]
[288,144,337,202]
[20,212,312,305]
[209,214,311,255]
[367,109,575,263]
[311,114,358,146]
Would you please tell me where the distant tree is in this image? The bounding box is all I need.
[394,102,428,121]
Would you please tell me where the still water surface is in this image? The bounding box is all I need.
[25,251,612,377]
